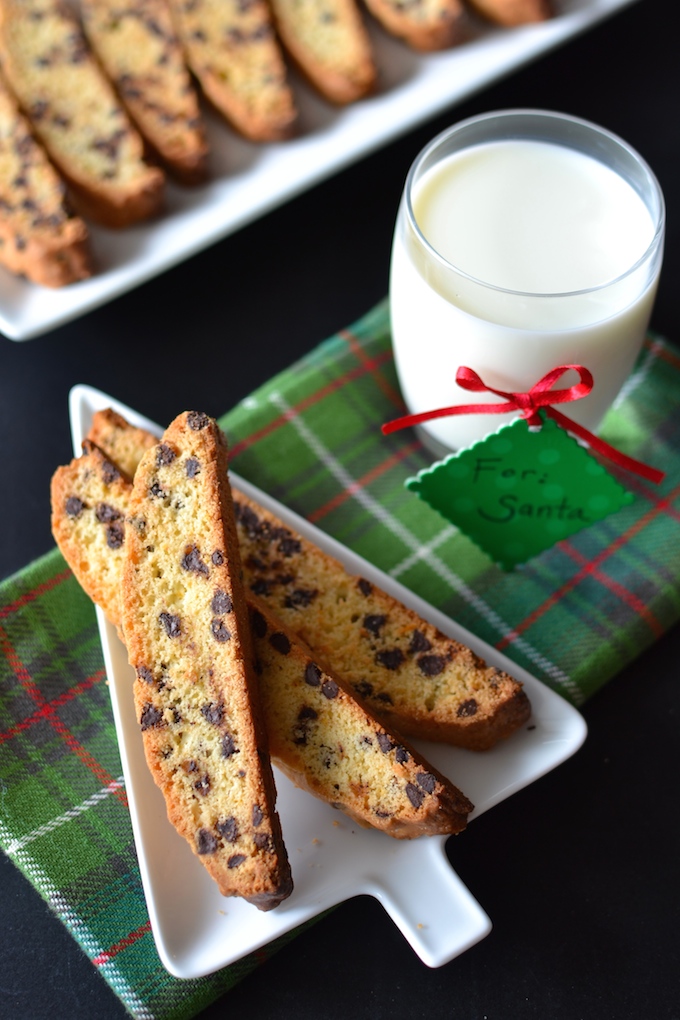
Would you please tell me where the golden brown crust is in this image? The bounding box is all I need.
[0,0,165,228]
[121,412,292,908]
[466,0,551,25]
[80,0,209,184]
[269,0,377,105]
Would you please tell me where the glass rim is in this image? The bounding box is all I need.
[404,107,666,301]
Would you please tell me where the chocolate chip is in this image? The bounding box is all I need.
[353,680,373,698]
[358,579,372,596]
[363,614,386,636]
[395,746,410,765]
[409,629,432,654]
[235,503,260,537]
[416,772,436,793]
[321,679,339,700]
[298,705,318,720]
[181,544,209,576]
[101,460,120,485]
[284,588,317,608]
[159,612,181,637]
[217,817,238,842]
[250,578,271,596]
[221,733,238,757]
[196,828,218,854]
[95,502,121,523]
[106,523,124,549]
[228,854,246,869]
[201,702,223,725]
[140,703,163,730]
[136,665,155,685]
[149,481,167,499]
[375,692,394,704]
[194,774,211,796]
[277,536,301,557]
[211,550,224,565]
[211,619,231,642]
[211,589,232,614]
[457,698,478,718]
[376,648,405,671]
[252,805,263,827]
[156,443,176,466]
[417,654,447,677]
[269,632,290,655]
[376,732,393,754]
[187,411,210,431]
[254,832,273,851]
[305,662,321,687]
[186,457,200,478]
[405,783,425,809]
[65,496,85,517]
[251,609,267,638]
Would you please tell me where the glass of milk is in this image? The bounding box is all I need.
[389,109,665,454]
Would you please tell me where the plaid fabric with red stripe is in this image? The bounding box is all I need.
[1,299,679,1017]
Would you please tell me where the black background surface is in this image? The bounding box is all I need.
[1,1,678,1016]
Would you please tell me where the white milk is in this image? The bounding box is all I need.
[390,138,661,452]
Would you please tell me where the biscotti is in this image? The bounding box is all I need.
[80,0,209,184]
[269,0,376,105]
[0,0,165,228]
[361,0,466,51]
[250,600,472,836]
[52,410,474,839]
[167,0,297,142]
[233,494,531,749]
[81,407,530,750]
[50,439,131,629]
[87,407,158,481]
[121,411,292,908]
[0,75,92,287]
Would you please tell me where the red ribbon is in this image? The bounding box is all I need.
[382,364,665,485]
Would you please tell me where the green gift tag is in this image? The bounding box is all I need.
[406,413,634,570]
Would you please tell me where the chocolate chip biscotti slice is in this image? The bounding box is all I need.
[360,0,466,51]
[250,600,472,837]
[167,0,296,142]
[269,0,376,105]
[234,495,531,750]
[0,0,165,227]
[80,0,209,184]
[51,440,130,629]
[0,75,92,286]
[121,411,292,908]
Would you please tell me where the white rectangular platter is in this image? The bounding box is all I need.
[3,0,636,341]
[69,383,587,979]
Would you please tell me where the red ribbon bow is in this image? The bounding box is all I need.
[382,364,665,485]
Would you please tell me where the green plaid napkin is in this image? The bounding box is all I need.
[2,299,679,1018]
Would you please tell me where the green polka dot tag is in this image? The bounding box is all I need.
[406,413,634,570]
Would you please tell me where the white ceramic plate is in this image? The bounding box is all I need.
[4,0,635,342]
[69,383,587,978]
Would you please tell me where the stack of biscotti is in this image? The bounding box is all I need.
[0,0,165,228]
[73,407,531,752]
[121,411,293,907]
[80,0,209,184]
[51,409,474,843]
[0,75,92,286]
